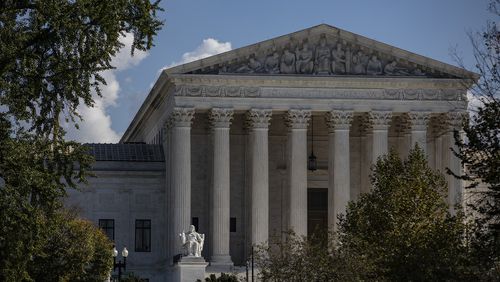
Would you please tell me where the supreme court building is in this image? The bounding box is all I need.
[66,24,475,281]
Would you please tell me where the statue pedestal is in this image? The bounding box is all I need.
[173,256,208,282]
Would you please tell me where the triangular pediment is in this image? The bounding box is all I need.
[165,24,476,79]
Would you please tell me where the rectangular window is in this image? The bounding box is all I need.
[98,219,114,240]
[230,217,237,233]
[135,219,151,252]
[192,217,199,231]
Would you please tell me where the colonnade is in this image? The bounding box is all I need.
[164,107,465,266]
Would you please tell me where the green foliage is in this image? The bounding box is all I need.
[204,272,240,282]
[339,147,474,280]
[449,1,500,271]
[0,0,163,135]
[256,148,500,280]
[29,211,113,282]
[450,0,500,228]
[255,231,370,281]
[0,120,93,281]
[0,0,163,280]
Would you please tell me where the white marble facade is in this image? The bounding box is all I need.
[67,24,475,281]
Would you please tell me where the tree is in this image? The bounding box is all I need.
[449,0,500,226]
[255,148,499,280]
[29,211,113,282]
[0,1,163,280]
[254,231,372,281]
[339,148,469,281]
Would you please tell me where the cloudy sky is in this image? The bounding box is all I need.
[65,0,493,143]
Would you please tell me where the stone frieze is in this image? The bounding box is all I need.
[174,85,463,101]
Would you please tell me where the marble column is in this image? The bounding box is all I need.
[285,109,311,237]
[209,108,234,266]
[170,107,195,256]
[163,122,173,263]
[433,118,447,172]
[409,112,430,153]
[246,109,272,245]
[325,111,353,231]
[369,111,392,164]
[446,112,466,212]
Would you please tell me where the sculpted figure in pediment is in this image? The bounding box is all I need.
[296,41,314,74]
[264,49,280,74]
[412,68,426,76]
[366,55,383,75]
[352,50,368,74]
[236,56,263,73]
[345,44,352,73]
[383,61,409,76]
[314,37,331,75]
[331,43,346,74]
[280,47,296,74]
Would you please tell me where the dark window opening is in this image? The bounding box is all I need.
[99,219,114,241]
[135,219,151,252]
[192,217,199,231]
[230,217,237,233]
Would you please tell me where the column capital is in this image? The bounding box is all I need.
[170,107,195,127]
[369,111,392,130]
[325,110,353,131]
[209,108,234,129]
[446,111,467,130]
[285,109,311,130]
[409,111,430,131]
[246,109,272,129]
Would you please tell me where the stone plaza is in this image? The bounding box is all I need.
[66,24,475,281]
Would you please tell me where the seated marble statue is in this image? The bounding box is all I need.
[352,50,367,74]
[280,48,296,74]
[383,61,409,75]
[314,37,331,74]
[296,42,314,74]
[366,55,383,75]
[179,225,205,257]
[264,51,280,74]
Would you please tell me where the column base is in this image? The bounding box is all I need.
[173,256,208,282]
[209,255,233,272]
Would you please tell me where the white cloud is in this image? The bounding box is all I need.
[161,38,232,71]
[64,33,148,143]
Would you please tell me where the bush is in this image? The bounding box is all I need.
[29,211,113,282]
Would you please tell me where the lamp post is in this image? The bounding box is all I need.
[113,246,128,281]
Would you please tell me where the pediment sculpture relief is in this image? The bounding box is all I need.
[189,34,448,77]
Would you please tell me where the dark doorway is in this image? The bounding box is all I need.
[307,188,328,237]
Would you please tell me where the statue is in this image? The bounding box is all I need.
[352,50,367,74]
[412,68,426,76]
[345,44,352,73]
[314,37,331,74]
[295,41,314,74]
[331,43,346,74]
[264,50,280,74]
[179,225,205,257]
[280,48,296,74]
[236,56,262,73]
[366,55,383,75]
[383,61,409,75]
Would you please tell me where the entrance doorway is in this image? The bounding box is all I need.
[307,188,328,237]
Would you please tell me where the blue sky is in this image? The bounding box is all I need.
[65,0,493,143]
